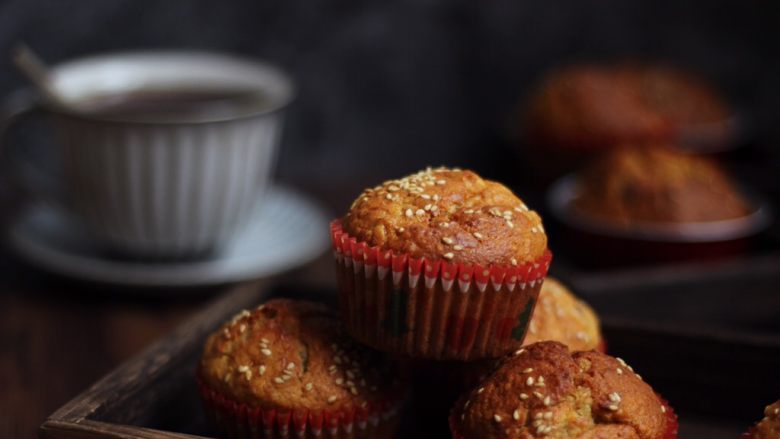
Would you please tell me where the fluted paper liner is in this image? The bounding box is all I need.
[331,220,552,361]
[448,394,678,439]
[197,375,401,439]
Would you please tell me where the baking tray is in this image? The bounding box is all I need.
[40,282,778,439]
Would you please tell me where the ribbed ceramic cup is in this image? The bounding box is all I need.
[4,52,294,258]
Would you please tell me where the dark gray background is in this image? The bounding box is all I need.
[1,0,779,200]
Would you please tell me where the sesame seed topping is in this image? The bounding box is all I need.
[616,368,623,375]
[514,349,525,356]
[443,252,455,260]
[415,209,425,216]
[493,414,502,422]
[397,227,405,233]
[506,220,514,228]
[526,377,535,386]
[464,209,474,214]
[261,338,270,343]
[442,237,454,245]
[608,405,619,411]
[661,405,667,413]
[522,368,534,373]
[520,393,529,400]
[305,382,313,391]
[510,258,518,266]
[439,222,450,228]
[477,387,485,394]
[238,365,249,373]
[437,179,446,185]
[533,391,543,399]
[327,396,338,404]
[453,244,464,251]
[258,365,266,375]
[421,194,431,200]
[543,396,552,406]
[286,362,295,370]
[261,348,272,356]
[512,409,520,420]
[274,377,284,384]
[405,209,413,218]
[609,392,622,402]
[544,412,553,419]
[239,324,246,333]
[473,232,483,240]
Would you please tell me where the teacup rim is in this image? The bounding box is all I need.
[43,50,296,125]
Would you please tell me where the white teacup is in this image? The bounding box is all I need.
[2,51,294,258]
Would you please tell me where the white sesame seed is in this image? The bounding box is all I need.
[661,405,667,413]
[439,222,449,227]
[544,412,553,419]
[421,194,431,200]
[261,338,270,343]
[258,365,266,375]
[522,368,533,373]
[415,209,425,216]
[506,220,514,228]
[238,365,249,373]
[608,405,619,411]
[464,209,474,214]
[405,209,413,218]
[543,396,552,406]
[519,393,529,400]
[526,377,535,386]
[327,396,338,403]
[616,368,623,375]
[239,324,246,333]
[335,378,344,385]
[609,392,621,402]
[437,180,446,185]
[533,391,543,399]
[261,348,272,356]
[513,409,520,420]
[473,232,483,240]
[305,382,313,391]
[477,387,485,394]
[274,377,284,384]
[443,252,455,260]
[286,362,295,370]
[453,245,464,251]
[493,414,502,422]
[442,237,454,245]
[514,349,525,356]
[510,258,518,266]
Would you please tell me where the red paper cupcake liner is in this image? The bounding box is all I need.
[449,393,678,439]
[331,220,552,361]
[197,376,401,439]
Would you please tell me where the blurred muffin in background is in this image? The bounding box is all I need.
[522,62,733,181]
[743,400,780,439]
[572,146,750,225]
[450,341,678,439]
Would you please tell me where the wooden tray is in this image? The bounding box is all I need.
[40,282,779,439]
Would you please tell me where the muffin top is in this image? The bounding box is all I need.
[523,278,601,351]
[200,299,404,411]
[341,167,547,266]
[572,146,750,224]
[525,63,729,150]
[751,400,780,439]
[452,341,670,439]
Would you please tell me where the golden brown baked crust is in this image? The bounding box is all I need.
[200,299,403,411]
[573,146,750,224]
[452,341,668,439]
[523,278,601,351]
[342,167,547,266]
[524,63,729,151]
[751,400,780,439]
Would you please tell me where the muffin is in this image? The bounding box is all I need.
[524,63,730,153]
[523,277,602,352]
[522,63,732,180]
[331,167,552,360]
[743,400,780,439]
[450,341,678,439]
[572,146,751,225]
[198,299,406,438]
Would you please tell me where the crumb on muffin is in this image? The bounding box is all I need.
[342,167,547,266]
[452,341,670,439]
[199,299,404,412]
[572,146,750,224]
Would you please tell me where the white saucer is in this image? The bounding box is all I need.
[7,186,331,288]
